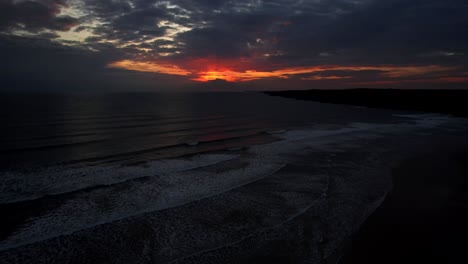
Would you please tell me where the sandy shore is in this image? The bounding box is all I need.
[340,134,468,263]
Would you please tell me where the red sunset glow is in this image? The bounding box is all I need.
[107,59,463,84]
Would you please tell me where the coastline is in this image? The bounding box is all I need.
[1,112,467,263]
[263,89,468,263]
[340,134,468,263]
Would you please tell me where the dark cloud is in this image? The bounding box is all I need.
[0,0,467,91]
[176,27,252,58]
[0,34,189,92]
[108,8,167,33]
[0,0,79,32]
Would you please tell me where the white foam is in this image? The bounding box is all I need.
[0,158,285,250]
[0,154,238,204]
[1,115,463,251]
[394,113,458,128]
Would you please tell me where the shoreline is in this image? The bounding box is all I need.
[340,134,468,263]
[1,113,467,263]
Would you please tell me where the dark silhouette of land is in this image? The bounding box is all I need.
[264,89,468,117]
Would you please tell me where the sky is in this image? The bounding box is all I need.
[1,0,467,92]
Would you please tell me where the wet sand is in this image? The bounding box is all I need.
[340,135,468,263]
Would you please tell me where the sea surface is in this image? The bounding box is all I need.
[1,92,465,263]
[0,92,398,169]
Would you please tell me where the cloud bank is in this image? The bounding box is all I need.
[1,0,467,91]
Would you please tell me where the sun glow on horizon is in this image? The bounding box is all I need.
[107,59,462,84]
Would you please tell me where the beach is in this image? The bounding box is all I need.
[265,91,468,263]
[1,96,467,263]
[341,133,468,263]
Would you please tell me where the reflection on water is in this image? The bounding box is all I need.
[0,92,398,169]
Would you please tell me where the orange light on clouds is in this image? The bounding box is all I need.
[191,67,353,82]
[192,71,242,82]
[301,76,353,81]
[192,69,295,82]
[108,60,191,76]
[353,76,468,86]
[191,65,457,82]
[436,77,468,83]
[107,59,459,83]
[375,65,459,78]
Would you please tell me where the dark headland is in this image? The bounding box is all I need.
[264,89,468,117]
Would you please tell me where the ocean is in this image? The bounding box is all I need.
[0,92,399,169]
[0,92,466,263]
